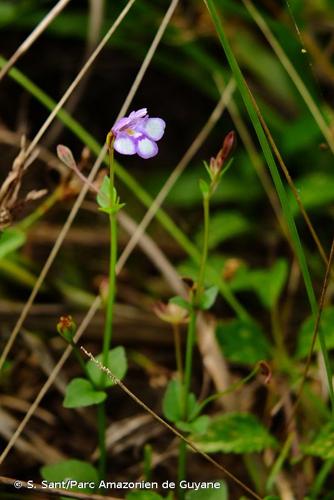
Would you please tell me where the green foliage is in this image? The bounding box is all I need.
[195,211,252,250]
[191,412,277,453]
[96,175,124,214]
[296,307,334,359]
[230,259,288,309]
[63,378,107,408]
[185,481,227,500]
[41,460,98,492]
[176,415,210,435]
[302,421,334,460]
[169,296,192,312]
[216,319,271,365]
[0,228,26,260]
[198,286,219,310]
[162,379,200,423]
[86,346,127,388]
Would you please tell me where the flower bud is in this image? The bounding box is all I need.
[153,302,189,325]
[57,315,76,343]
[210,130,236,178]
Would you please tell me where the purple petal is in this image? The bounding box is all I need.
[128,108,147,121]
[142,118,166,141]
[112,108,148,134]
[114,134,136,155]
[112,116,131,134]
[136,137,158,159]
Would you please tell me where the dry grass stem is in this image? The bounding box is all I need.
[0,0,72,81]
[24,0,136,160]
[243,0,334,157]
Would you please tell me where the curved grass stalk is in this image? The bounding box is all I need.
[204,0,334,410]
[242,0,334,157]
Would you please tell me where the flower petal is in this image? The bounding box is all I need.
[136,137,158,159]
[114,134,136,155]
[142,118,166,141]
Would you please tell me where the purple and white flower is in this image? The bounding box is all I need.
[111,108,166,159]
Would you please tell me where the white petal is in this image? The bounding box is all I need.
[114,135,136,155]
[136,137,158,159]
[143,118,166,141]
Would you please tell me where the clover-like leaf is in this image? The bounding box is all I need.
[63,378,106,408]
[162,379,199,423]
[86,346,127,388]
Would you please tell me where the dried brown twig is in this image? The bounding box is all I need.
[0,136,46,230]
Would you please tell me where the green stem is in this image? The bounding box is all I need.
[172,323,183,383]
[196,195,210,302]
[178,190,212,494]
[98,145,118,480]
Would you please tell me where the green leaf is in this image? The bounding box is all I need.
[162,379,198,423]
[86,346,127,388]
[195,211,251,250]
[176,415,210,434]
[41,460,98,493]
[199,286,218,310]
[191,412,277,453]
[126,492,165,500]
[302,421,334,460]
[199,178,210,197]
[96,175,111,209]
[185,481,227,500]
[216,319,271,365]
[169,296,192,312]
[231,259,288,309]
[162,379,183,422]
[63,378,106,408]
[0,228,26,260]
[296,307,334,359]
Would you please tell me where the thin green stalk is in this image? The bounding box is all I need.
[310,458,334,499]
[196,195,210,301]
[98,145,118,480]
[178,308,196,500]
[266,432,293,492]
[172,323,183,382]
[204,0,334,410]
[0,56,247,319]
[143,444,152,482]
